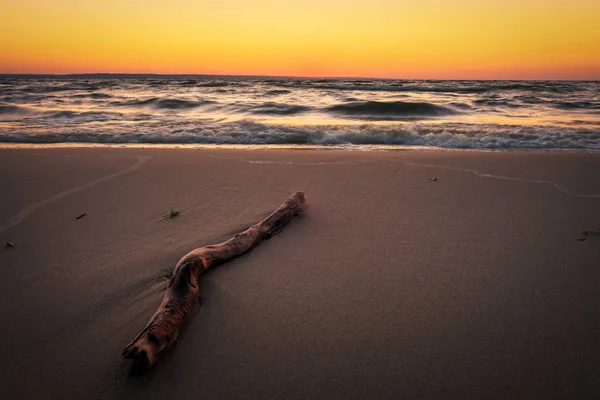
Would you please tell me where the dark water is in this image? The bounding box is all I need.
[1,75,599,149]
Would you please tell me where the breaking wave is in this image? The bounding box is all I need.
[1,121,598,149]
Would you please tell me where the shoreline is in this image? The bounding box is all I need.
[2,142,600,153]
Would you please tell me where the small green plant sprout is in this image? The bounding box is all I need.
[168,208,180,219]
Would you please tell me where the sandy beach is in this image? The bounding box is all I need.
[1,147,599,399]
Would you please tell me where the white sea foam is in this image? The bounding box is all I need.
[1,120,599,149]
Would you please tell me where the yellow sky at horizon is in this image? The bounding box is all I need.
[1,0,599,79]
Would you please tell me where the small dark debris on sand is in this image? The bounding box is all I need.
[5,241,17,249]
[577,229,600,242]
[76,212,87,220]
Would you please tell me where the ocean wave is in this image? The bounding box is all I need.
[1,108,125,123]
[325,100,461,119]
[283,82,491,93]
[39,110,124,123]
[0,107,125,123]
[552,101,600,111]
[0,104,35,116]
[196,81,231,87]
[172,80,230,87]
[179,80,200,86]
[0,79,19,86]
[512,95,545,104]
[473,99,524,108]
[111,97,212,109]
[264,89,292,96]
[69,92,113,99]
[242,102,312,115]
[178,80,250,88]
[274,81,585,94]
[448,102,473,110]
[89,92,113,99]
[20,81,120,93]
[1,121,598,149]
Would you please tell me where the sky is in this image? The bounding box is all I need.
[1,0,599,79]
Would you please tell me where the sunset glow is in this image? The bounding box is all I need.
[1,0,599,79]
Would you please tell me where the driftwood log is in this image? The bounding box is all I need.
[122,191,306,372]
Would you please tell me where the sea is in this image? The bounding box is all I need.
[1,75,599,149]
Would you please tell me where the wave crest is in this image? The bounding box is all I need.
[1,121,598,149]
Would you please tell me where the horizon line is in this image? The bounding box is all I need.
[0,73,598,82]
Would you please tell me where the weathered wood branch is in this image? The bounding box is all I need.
[122,191,306,372]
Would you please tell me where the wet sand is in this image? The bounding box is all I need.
[1,147,599,399]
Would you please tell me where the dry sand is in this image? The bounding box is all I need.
[1,147,599,399]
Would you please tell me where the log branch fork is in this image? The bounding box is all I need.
[122,191,306,372]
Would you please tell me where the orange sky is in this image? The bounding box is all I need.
[1,0,599,79]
